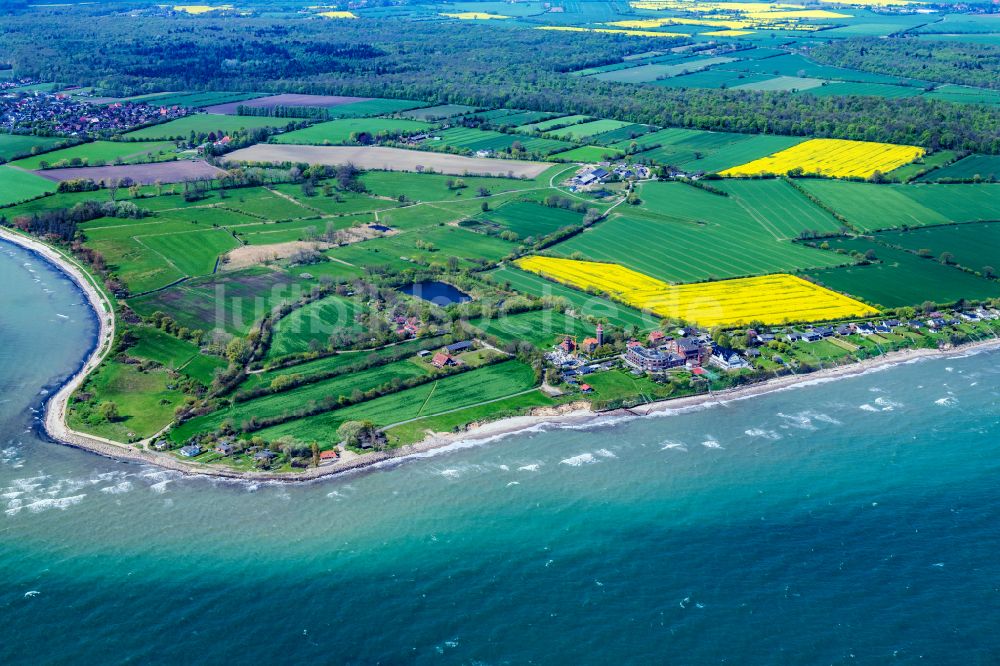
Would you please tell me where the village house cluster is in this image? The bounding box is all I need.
[0,91,187,136]
[543,304,1000,393]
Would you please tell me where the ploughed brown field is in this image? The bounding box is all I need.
[224,144,553,178]
[203,93,372,114]
[33,159,229,185]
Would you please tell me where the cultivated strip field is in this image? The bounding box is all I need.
[224,144,553,177]
[719,138,925,178]
[33,159,228,185]
[516,256,879,326]
[203,93,372,114]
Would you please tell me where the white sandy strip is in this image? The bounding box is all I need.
[4,226,1000,481]
[224,144,553,178]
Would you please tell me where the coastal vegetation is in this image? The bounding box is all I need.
[2,0,1000,474]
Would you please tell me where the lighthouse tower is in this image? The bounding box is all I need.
[596,323,604,347]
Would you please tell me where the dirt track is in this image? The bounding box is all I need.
[224,144,553,178]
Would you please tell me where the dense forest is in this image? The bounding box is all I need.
[807,38,1000,91]
[3,10,1000,152]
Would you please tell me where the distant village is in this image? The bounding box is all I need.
[0,89,187,137]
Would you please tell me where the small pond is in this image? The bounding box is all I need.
[402,281,471,306]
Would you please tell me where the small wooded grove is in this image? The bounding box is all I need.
[1,9,1000,153]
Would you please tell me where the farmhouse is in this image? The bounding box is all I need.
[432,352,458,368]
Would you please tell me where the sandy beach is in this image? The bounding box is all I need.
[4,226,1000,483]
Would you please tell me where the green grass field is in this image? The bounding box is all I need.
[271,118,432,145]
[714,179,844,237]
[888,150,959,182]
[875,222,1000,276]
[477,201,583,238]
[653,70,778,90]
[805,238,1000,308]
[471,308,595,348]
[128,326,226,383]
[797,181,1000,231]
[267,295,367,358]
[549,145,625,162]
[10,141,178,170]
[125,115,293,140]
[129,325,202,368]
[918,154,1000,182]
[139,228,238,277]
[68,360,186,441]
[384,390,554,446]
[359,170,532,201]
[173,356,433,440]
[733,76,826,92]
[255,336,451,385]
[794,180,949,231]
[398,104,477,120]
[598,57,735,84]
[516,114,592,134]
[605,127,803,173]
[81,215,238,293]
[547,119,633,141]
[424,127,573,156]
[488,266,659,331]
[0,134,67,162]
[547,181,843,282]
[324,98,429,118]
[250,359,538,445]
[0,166,55,206]
[920,84,1000,107]
[800,82,921,99]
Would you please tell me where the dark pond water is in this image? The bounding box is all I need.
[402,280,471,306]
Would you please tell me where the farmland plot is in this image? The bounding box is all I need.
[515,256,877,326]
[268,295,367,357]
[806,239,1000,307]
[272,118,432,145]
[547,181,844,282]
[488,266,660,331]
[719,138,924,179]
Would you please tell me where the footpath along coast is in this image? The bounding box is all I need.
[4,227,1000,482]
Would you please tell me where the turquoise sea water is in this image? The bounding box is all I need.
[3,238,1000,664]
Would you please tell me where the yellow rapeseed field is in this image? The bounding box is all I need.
[317,10,357,18]
[718,138,925,179]
[173,4,233,13]
[515,256,878,326]
[441,12,512,19]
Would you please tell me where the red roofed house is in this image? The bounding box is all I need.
[320,449,339,461]
[560,336,576,353]
[431,352,457,368]
[579,384,593,393]
[581,337,599,353]
[648,330,666,345]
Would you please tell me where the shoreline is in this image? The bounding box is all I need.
[4,229,1000,483]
